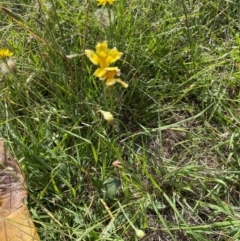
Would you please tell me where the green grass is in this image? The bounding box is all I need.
[1,0,240,240]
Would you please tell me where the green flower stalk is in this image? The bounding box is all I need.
[118,201,146,239]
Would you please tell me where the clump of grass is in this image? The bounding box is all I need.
[1,0,240,240]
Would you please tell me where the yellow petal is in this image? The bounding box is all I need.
[94,68,107,78]
[105,78,116,86]
[116,78,128,88]
[85,50,100,65]
[97,0,115,6]
[105,66,120,72]
[96,41,109,58]
[97,0,116,6]
[99,110,114,125]
[106,48,123,64]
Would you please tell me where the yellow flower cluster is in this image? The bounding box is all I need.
[85,41,128,88]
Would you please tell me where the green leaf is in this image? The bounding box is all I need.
[102,177,121,199]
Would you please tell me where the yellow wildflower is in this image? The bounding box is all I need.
[96,67,128,88]
[85,41,127,88]
[85,41,122,72]
[97,0,116,6]
[0,49,13,59]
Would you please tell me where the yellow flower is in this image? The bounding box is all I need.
[85,41,122,69]
[0,49,13,59]
[97,0,116,6]
[85,42,127,88]
[95,67,128,88]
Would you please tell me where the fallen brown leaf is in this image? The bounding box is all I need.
[0,139,40,240]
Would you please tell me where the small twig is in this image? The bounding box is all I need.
[100,198,114,219]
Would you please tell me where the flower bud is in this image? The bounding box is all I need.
[99,110,114,125]
[135,229,146,239]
